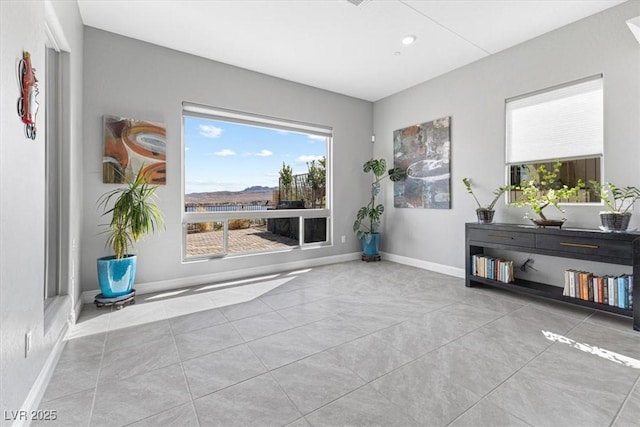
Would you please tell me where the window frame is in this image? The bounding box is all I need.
[505,75,604,205]
[43,4,73,331]
[181,103,333,261]
[44,37,62,304]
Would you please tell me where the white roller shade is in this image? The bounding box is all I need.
[506,75,603,164]
[183,102,332,137]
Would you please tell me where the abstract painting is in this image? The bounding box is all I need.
[393,116,451,209]
[103,115,166,185]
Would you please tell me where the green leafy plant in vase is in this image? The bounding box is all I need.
[462,178,512,223]
[589,180,640,231]
[510,160,584,228]
[96,167,164,298]
[353,158,405,258]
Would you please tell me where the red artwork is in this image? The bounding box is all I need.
[17,51,39,140]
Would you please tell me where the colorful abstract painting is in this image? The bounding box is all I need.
[103,115,166,185]
[393,116,451,209]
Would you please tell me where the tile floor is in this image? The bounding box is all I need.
[37,261,640,426]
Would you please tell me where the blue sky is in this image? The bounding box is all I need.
[184,116,327,194]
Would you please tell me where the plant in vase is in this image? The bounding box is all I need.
[462,178,512,223]
[510,160,584,227]
[589,180,640,231]
[353,158,405,258]
[97,167,164,298]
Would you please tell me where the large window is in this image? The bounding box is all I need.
[182,103,331,260]
[506,75,603,203]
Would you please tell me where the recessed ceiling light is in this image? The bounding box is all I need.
[402,35,417,45]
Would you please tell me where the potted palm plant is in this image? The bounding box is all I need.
[97,167,164,297]
[462,178,512,223]
[589,180,640,231]
[353,158,405,258]
[510,160,584,227]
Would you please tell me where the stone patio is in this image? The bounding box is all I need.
[186,225,298,257]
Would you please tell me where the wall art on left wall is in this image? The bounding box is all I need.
[103,115,166,185]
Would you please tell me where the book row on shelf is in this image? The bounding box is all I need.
[562,270,633,310]
[471,254,514,284]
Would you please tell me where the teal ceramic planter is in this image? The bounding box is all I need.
[361,233,380,256]
[97,255,137,298]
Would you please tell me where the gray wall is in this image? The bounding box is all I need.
[81,28,373,293]
[0,0,83,419]
[373,1,640,280]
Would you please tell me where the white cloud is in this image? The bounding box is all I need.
[295,155,324,164]
[244,149,274,157]
[184,146,190,151]
[213,149,236,156]
[199,125,223,138]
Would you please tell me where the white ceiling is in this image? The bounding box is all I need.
[76,0,626,102]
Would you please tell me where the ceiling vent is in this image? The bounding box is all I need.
[346,0,370,6]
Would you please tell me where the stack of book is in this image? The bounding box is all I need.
[471,255,514,284]
[562,270,633,309]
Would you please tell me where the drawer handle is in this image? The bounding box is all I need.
[559,242,599,249]
[488,234,514,240]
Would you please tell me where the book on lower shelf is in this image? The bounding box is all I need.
[563,269,633,309]
[471,254,514,284]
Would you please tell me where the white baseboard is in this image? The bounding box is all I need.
[72,296,83,323]
[380,252,464,278]
[81,251,362,304]
[13,323,69,427]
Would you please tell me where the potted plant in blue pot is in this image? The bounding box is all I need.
[353,158,405,258]
[97,167,163,298]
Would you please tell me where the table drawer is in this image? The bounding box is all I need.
[468,228,534,248]
[535,234,632,260]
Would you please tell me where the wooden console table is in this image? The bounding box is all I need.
[465,222,639,331]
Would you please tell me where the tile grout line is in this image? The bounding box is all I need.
[582,309,640,339]
[447,304,596,426]
[243,304,453,423]
[101,293,502,425]
[66,263,412,422]
[86,306,112,426]
[167,314,203,427]
[226,318,308,422]
[101,301,196,426]
[72,263,635,427]
[438,301,555,426]
[185,303,415,418]
[609,373,640,426]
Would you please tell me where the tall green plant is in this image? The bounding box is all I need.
[306,156,326,208]
[98,167,164,259]
[353,158,405,240]
[279,162,293,200]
